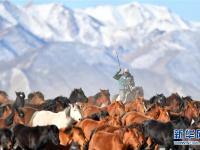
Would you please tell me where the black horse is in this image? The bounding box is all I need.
[143,120,174,149]
[143,120,188,150]
[149,94,167,107]
[69,88,88,103]
[13,124,60,150]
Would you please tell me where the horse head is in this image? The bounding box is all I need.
[184,100,199,120]
[95,89,111,106]
[28,91,44,105]
[69,88,88,103]
[107,101,125,117]
[16,92,25,100]
[69,104,83,122]
[14,91,25,109]
[0,90,9,104]
[149,94,166,107]
[157,107,170,123]
[100,89,110,98]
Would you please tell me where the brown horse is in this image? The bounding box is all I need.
[89,127,142,150]
[125,97,146,113]
[78,116,122,140]
[122,103,170,126]
[107,101,125,117]
[145,103,170,121]
[22,107,39,125]
[59,127,87,150]
[88,89,111,107]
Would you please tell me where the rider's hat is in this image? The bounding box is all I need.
[123,68,129,73]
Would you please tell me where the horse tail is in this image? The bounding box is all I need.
[28,111,38,126]
[5,107,15,126]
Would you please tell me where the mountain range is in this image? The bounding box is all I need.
[0,1,199,100]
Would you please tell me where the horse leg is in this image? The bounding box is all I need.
[154,144,159,150]
[146,137,152,150]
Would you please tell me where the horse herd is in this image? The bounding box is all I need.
[0,89,199,150]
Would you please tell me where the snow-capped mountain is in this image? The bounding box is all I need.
[0,1,199,100]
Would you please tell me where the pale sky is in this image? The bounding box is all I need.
[8,0,200,21]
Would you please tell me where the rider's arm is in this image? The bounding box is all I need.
[113,69,122,80]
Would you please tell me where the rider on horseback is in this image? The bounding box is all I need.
[113,68,135,103]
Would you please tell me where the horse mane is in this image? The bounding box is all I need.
[127,123,144,133]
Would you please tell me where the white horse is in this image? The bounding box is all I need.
[30,104,82,129]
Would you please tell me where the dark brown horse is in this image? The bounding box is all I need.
[69,88,88,103]
[165,93,184,113]
[0,90,9,105]
[27,91,45,105]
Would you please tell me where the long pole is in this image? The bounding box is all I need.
[114,49,121,69]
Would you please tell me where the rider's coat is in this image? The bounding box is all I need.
[113,69,135,102]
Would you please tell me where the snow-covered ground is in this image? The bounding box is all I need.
[0,1,199,100]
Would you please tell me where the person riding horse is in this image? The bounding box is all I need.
[113,68,135,103]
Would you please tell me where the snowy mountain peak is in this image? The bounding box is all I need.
[81,1,190,32]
